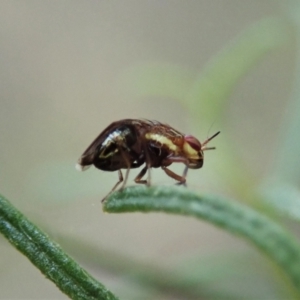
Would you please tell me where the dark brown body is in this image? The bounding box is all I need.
[76,119,219,201]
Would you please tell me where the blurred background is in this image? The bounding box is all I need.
[1,1,300,299]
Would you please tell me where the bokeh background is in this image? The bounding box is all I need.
[1,1,300,299]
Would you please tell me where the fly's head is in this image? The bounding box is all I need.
[183,131,220,169]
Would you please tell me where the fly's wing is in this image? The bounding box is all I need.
[76,119,137,170]
[76,131,106,169]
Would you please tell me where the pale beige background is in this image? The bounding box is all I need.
[0,1,294,299]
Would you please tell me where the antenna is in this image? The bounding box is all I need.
[201,131,220,151]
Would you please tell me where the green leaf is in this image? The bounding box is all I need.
[0,194,119,300]
[54,234,242,300]
[117,17,290,124]
[183,17,291,121]
[259,180,300,220]
[117,63,194,101]
[260,5,300,218]
[104,186,300,295]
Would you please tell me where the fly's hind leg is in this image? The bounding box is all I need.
[118,147,133,191]
[101,170,123,202]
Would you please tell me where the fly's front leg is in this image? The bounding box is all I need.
[179,165,189,186]
[162,155,189,186]
[162,166,186,185]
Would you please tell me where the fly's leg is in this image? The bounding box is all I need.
[119,147,132,190]
[142,141,152,186]
[134,165,148,184]
[146,165,151,186]
[162,156,189,186]
[178,165,188,186]
[102,147,131,202]
[162,166,186,185]
[101,170,123,202]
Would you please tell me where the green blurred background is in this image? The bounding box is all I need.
[1,1,300,299]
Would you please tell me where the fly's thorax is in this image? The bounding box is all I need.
[144,132,182,154]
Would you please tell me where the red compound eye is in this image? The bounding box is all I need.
[184,135,201,151]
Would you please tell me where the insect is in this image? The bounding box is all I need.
[76,119,220,201]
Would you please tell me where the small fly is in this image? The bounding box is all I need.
[76,119,220,201]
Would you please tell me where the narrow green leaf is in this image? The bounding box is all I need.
[55,234,242,300]
[184,17,291,121]
[117,18,290,124]
[104,186,300,295]
[259,180,300,220]
[273,0,300,182]
[117,63,194,101]
[0,194,119,300]
[260,5,300,218]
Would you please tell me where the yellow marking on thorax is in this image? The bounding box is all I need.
[145,133,179,153]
